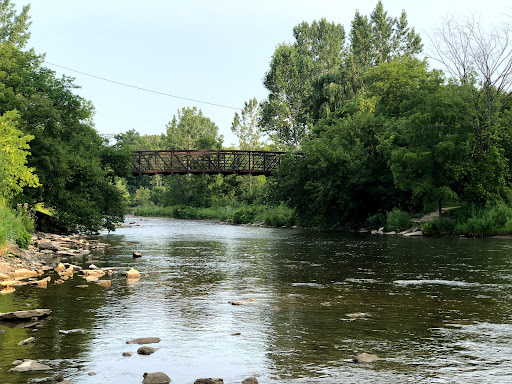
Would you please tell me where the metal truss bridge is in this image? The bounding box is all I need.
[131,150,284,176]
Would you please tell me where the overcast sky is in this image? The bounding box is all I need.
[16,0,512,146]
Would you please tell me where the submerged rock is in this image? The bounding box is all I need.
[18,337,35,345]
[0,309,51,321]
[242,377,259,384]
[353,353,379,363]
[126,337,161,344]
[97,280,111,287]
[133,251,143,258]
[194,379,224,384]
[228,300,245,306]
[8,359,50,372]
[122,352,133,357]
[143,372,171,384]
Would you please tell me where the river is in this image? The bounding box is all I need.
[1,217,512,383]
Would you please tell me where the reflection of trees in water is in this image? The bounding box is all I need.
[0,250,133,383]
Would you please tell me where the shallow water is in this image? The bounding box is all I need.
[2,217,512,383]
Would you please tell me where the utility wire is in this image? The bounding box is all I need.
[44,61,241,111]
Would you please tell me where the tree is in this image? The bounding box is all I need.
[165,107,223,150]
[428,14,512,203]
[0,0,31,48]
[372,58,471,215]
[231,98,265,150]
[0,110,39,204]
[261,19,345,149]
[312,3,422,120]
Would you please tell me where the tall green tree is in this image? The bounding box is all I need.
[165,107,223,150]
[261,19,345,149]
[430,14,512,204]
[0,110,39,204]
[372,58,471,215]
[231,98,265,150]
[0,0,31,48]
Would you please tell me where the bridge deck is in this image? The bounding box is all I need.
[131,150,284,176]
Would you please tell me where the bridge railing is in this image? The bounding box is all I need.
[131,150,285,176]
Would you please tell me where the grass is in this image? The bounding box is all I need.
[132,203,296,227]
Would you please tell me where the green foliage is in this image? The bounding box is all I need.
[165,107,223,150]
[0,203,34,249]
[231,98,265,150]
[0,38,126,232]
[232,206,256,224]
[0,110,39,203]
[385,208,412,232]
[364,211,386,229]
[422,217,457,236]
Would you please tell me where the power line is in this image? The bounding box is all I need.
[43,61,241,111]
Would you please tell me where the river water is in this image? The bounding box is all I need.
[2,217,512,383]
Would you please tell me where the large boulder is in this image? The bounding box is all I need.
[143,372,171,384]
[38,241,61,251]
[122,268,141,279]
[0,309,52,321]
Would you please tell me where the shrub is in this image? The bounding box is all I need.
[385,208,412,232]
[364,211,386,229]
[0,204,34,249]
[422,217,456,236]
[232,206,257,224]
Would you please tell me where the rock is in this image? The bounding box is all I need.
[0,273,9,281]
[1,287,16,294]
[231,332,241,336]
[89,264,99,270]
[143,372,171,384]
[97,280,111,287]
[122,268,141,279]
[353,353,379,363]
[403,230,423,237]
[10,269,38,278]
[122,352,133,357]
[53,374,65,382]
[80,269,105,277]
[76,285,88,288]
[59,329,87,335]
[57,381,71,384]
[88,372,97,376]
[55,263,66,273]
[137,346,159,355]
[346,312,369,318]
[0,309,52,321]
[8,359,50,372]
[242,378,259,384]
[126,337,161,344]
[228,300,245,306]
[18,337,36,345]
[39,241,61,252]
[133,251,142,258]
[194,379,224,384]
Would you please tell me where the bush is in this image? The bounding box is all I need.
[385,209,412,232]
[422,217,456,236]
[0,204,34,249]
[364,211,386,229]
[260,204,295,227]
[232,206,257,224]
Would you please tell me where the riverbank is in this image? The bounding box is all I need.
[0,233,110,291]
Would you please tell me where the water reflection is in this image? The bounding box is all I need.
[1,218,512,383]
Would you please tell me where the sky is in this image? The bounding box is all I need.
[15,0,512,147]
